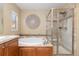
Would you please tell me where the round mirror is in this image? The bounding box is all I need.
[26,14,40,29]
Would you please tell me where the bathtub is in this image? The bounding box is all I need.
[0,35,19,44]
[19,36,47,46]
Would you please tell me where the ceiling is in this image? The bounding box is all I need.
[16,3,65,11]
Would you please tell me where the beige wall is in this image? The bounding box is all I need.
[0,3,48,35]
[0,6,3,34]
[2,4,21,35]
[74,4,79,56]
[20,10,48,35]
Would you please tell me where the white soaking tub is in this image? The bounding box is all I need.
[18,36,47,46]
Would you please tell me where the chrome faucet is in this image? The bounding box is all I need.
[43,38,49,45]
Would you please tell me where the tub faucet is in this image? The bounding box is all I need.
[43,39,48,45]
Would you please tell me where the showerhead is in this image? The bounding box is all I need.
[59,11,66,14]
[59,11,66,17]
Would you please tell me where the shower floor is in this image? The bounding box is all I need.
[53,45,71,55]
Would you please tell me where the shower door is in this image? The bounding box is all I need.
[56,8,74,55]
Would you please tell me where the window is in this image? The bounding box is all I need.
[10,11,18,32]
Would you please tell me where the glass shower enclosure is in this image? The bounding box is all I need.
[46,8,74,55]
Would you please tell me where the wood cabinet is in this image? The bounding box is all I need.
[4,39,18,56]
[0,38,18,56]
[0,44,5,56]
[19,47,53,56]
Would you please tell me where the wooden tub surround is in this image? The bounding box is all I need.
[19,46,53,56]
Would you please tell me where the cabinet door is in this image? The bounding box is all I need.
[4,39,19,56]
[4,46,18,56]
[0,44,5,56]
[37,47,53,56]
[19,47,36,56]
